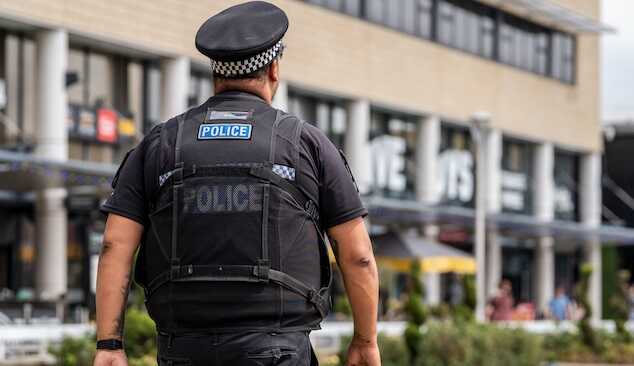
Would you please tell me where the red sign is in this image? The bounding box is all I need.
[96,108,118,143]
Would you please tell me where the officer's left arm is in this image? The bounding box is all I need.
[96,213,143,342]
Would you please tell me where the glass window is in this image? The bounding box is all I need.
[402,0,417,34]
[67,49,86,105]
[288,91,347,148]
[189,72,212,107]
[325,0,342,11]
[481,17,495,58]
[535,34,549,75]
[439,124,474,207]
[88,52,114,108]
[501,139,534,214]
[437,1,455,46]
[366,0,384,23]
[385,0,401,29]
[343,0,361,16]
[369,110,417,200]
[417,0,433,38]
[554,151,579,221]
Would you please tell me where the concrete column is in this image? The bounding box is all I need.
[484,130,502,298]
[415,116,442,304]
[580,152,602,322]
[345,99,371,194]
[161,56,190,120]
[416,115,440,204]
[272,80,288,111]
[534,143,555,314]
[34,30,68,300]
[35,29,68,160]
[35,188,68,300]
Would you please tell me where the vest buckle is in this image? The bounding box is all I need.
[254,260,270,283]
[304,200,319,222]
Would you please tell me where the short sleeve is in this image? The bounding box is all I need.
[101,126,162,225]
[303,125,367,228]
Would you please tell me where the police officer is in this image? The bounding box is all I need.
[94,2,380,365]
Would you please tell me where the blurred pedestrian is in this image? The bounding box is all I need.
[487,279,514,321]
[548,286,573,321]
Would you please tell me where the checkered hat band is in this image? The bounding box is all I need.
[211,41,283,77]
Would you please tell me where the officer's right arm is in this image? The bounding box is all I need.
[328,217,381,366]
[94,214,143,365]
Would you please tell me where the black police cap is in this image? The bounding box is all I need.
[195,1,289,77]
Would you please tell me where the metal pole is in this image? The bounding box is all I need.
[471,112,490,322]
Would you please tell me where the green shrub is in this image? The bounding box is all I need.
[576,263,600,351]
[403,260,427,362]
[49,334,96,366]
[416,322,544,366]
[543,329,634,364]
[338,334,410,366]
[123,307,157,360]
[50,307,157,365]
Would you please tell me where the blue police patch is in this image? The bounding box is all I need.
[198,123,252,140]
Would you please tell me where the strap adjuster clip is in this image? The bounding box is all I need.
[305,200,319,221]
[254,260,270,283]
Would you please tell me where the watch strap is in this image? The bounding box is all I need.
[96,339,123,350]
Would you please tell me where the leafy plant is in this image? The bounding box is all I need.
[49,333,96,366]
[338,334,409,366]
[576,263,600,351]
[609,270,632,342]
[403,260,427,363]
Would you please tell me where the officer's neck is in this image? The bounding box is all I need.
[213,81,273,105]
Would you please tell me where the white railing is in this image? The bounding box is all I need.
[0,323,93,365]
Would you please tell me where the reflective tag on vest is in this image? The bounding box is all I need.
[207,110,250,120]
[198,123,252,140]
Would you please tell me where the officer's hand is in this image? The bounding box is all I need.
[93,350,128,366]
[345,336,381,366]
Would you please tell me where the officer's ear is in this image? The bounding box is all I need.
[268,59,280,84]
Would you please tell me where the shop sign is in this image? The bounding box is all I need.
[77,107,97,139]
[370,135,407,193]
[118,116,136,138]
[96,108,118,143]
[501,170,528,212]
[437,149,474,204]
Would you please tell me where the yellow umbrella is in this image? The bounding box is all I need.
[372,231,476,274]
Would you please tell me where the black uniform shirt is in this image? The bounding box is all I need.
[101,91,367,230]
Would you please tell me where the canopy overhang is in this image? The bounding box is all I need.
[364,196,634,246]
[0,149,116,193]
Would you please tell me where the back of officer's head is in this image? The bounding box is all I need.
[212,57,282,103]
[195,1,289,104]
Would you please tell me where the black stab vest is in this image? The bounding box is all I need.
[135,96,332,333]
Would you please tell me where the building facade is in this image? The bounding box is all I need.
[0,0,626,321]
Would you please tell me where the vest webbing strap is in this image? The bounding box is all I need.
[249,165,320,223]
[144,264,329,318]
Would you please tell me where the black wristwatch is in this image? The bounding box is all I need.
[96,339,124,350]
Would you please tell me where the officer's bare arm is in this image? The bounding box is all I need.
[328,217,379,345]
[96,214,143,341]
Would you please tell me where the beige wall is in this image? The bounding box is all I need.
[0,0,602,151]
